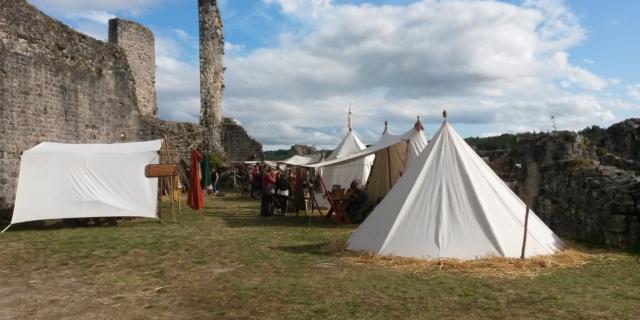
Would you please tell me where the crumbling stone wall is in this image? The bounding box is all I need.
[0,0,141,208]
[139,117,204,163]
[601,118,640,163]
[222,118,263,161]
[198,0,224,155]
[488,130,640,249]
[0,0,263,211]
[108,18,157,116]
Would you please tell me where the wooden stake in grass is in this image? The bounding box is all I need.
[520,206,530,259]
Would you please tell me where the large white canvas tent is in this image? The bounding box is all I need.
[7,140,162,228]
[347,120,563,259]
[309,119,428,203]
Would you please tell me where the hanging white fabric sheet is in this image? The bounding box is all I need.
[347,122,563,259]
[11,140,162,224]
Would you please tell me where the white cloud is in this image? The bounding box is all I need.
[215,0,617,147]
[154,33,201,123]
[627,84,640,100]
[67,10,115,24]
[609,77,622,85]
[29,0,163,15]
[29,0,633,149]
[263,0,331,18]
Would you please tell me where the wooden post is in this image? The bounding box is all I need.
[386,147,392,190]
[520,206,530,259]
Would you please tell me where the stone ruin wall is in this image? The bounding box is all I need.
[222,118,264,161]
[485,129,640,249]
[108,19,157,116]
[0,0,142,208]
[0,0,263,210]
[198,0,224,154]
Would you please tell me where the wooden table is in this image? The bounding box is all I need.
[329,195,352,224]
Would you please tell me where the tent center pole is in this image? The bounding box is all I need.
[520,206,530,259]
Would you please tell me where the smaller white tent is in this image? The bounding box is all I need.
[347,120,563,259]
[9,140,162,227]
[316,111,375,206]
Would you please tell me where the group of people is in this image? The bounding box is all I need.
[237,163,374,222]
[241,165,311,217]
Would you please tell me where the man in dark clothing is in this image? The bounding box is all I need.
[346,179,371,223]
[275,171,290,214]
[260,167,277,216]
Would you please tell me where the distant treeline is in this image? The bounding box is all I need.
[464,125,607,152]
[264,126,607,158]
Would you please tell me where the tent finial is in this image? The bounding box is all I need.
[414,116,424,131]
[443,109,448,121]
[348,106,353,132]
[384,121,388,133]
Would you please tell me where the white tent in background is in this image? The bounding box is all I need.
[309,118,428,203]
[347,118,563,259]
[280,155,319,166]
[316,110,374,206]
[6,140,162,231]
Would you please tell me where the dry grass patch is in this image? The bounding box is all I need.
[345,248,592,278]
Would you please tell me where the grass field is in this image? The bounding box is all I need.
[1,193,639,319]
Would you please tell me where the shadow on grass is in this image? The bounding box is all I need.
[1,218,147,233]
[270,242,341,256]
[214,214,341,229]
[560,239,640,257]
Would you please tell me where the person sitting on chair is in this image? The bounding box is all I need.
[346,179,371,223]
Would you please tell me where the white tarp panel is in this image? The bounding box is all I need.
[11,140,162,224]
[347,122,563,259]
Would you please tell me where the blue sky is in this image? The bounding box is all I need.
[31,0,640,149]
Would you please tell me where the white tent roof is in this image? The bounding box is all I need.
[347,121,563,259]
[11,140,162,225]
[280,155,318,166]
[326,130,367,161]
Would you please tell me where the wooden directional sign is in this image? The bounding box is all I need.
[145,163,178,177]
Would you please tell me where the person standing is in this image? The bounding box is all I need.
[251,166,262,199]
[275,171,290,214]
[211,168,220,195]
[260,167,276,216]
